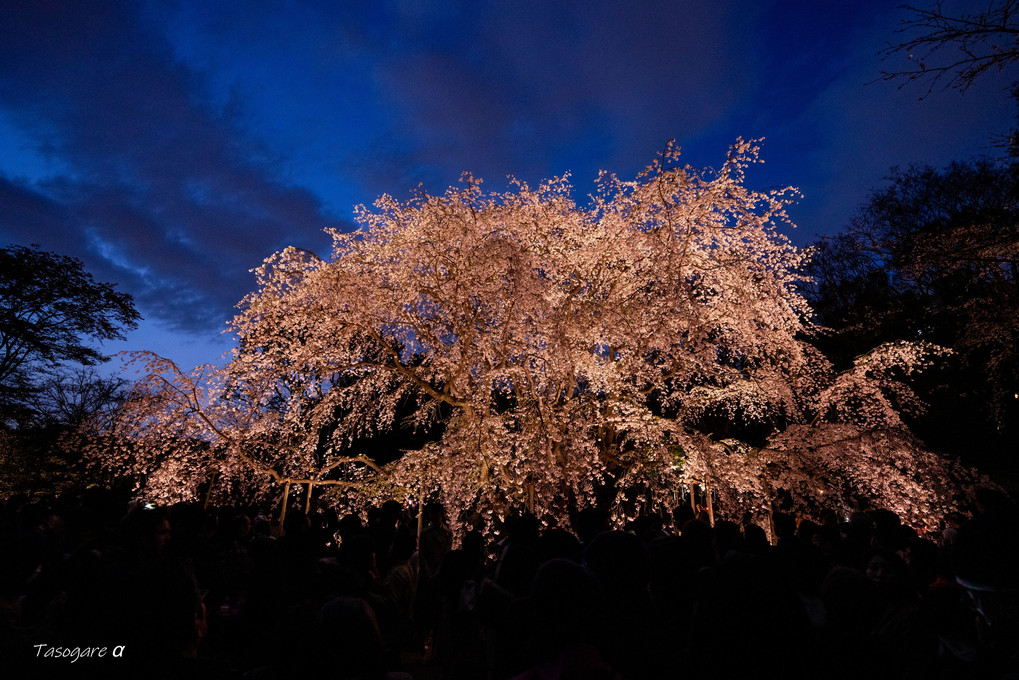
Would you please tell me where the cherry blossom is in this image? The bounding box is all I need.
[83,141,978,528]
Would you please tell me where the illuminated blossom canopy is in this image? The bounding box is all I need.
[88,141,974,529]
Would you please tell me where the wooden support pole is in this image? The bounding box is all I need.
[417,486,425,544]
[706,482,715,527]
[202,471,218,511]
[279,480,292,537]
[305,482,313,515]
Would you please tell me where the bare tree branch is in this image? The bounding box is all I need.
[877,1,1019,97]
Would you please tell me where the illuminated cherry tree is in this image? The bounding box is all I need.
[86,141,974,528]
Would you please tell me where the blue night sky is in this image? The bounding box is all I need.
[1,0,1015,372]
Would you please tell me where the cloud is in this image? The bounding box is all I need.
[1,0,1012,351]
[370,1,759,187]
[0,175,73,246]
[136,1,765,208]
[0,0,338,334]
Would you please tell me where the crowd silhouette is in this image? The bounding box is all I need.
[1,486,1016,679]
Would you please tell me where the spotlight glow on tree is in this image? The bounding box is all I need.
[88,141,974,528]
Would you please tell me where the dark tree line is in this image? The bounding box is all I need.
[805,157,1019,472]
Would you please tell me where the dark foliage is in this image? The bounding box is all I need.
[805,159,1019,471]
[0,244,140,427]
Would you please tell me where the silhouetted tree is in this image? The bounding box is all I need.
[0,244,139,427]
